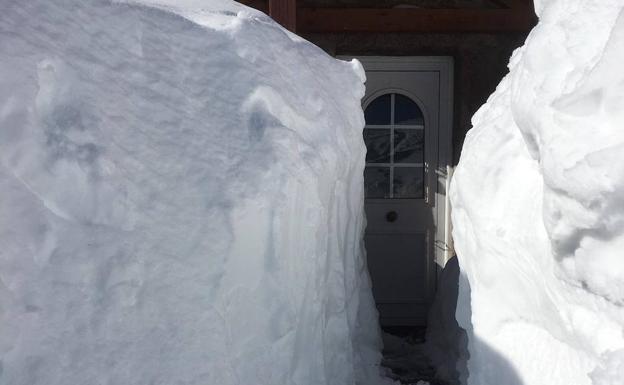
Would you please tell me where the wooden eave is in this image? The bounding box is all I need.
[239,0,536,33]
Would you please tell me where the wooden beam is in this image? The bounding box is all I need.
[269,0,297,32]
[495,0,534,10]
[297,7,536,33]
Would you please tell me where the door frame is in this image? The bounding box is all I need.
[350,56,454,273]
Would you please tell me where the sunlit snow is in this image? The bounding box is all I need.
[451,1,624,384]
[0,1,385,384]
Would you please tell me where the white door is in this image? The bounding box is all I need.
[359,57,453,327]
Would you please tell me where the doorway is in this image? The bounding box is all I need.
[358,57,453,327]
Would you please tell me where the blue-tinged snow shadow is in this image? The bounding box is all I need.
[462,334,525,385]
[382,256,525,385]
[453,257,525,385]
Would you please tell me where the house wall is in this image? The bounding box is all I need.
[300,0,497,8]
[301,32,528,164]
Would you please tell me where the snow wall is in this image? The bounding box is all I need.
[451,0,624,384]
[0,1,384,384]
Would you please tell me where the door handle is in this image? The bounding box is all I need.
[386,211,398,223]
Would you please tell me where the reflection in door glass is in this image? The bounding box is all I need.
[394,130,424,164]
[393,167,424,198]
[363,92,426,199]
[364,129,391,163]
[364,167,390,198]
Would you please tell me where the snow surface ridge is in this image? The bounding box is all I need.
[451,0,624,384]
[0,1,384,384]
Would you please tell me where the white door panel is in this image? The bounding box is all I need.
[358,57,453,327]
[366,233,429,302]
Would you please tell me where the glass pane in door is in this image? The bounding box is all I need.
[364,167,390,198]
[395,94,424,126]
[394,130,424,164]
[393,167,424,198]
[363,93,426,199]
[364,94,391,125]
[364,129,391,163]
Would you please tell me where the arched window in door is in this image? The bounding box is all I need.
[363,93,425,199]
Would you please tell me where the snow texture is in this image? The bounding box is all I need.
[424,257,468,385]
[0,1,384,384]
[451,0,624,384]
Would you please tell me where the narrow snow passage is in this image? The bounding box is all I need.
[381,330,439,385]
[451,0,624,384]
[0,1,387,384]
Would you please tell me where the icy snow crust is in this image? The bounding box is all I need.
[0,1,383,384]
[451,0,624,384]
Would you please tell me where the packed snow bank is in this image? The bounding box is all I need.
[424,257,468,385]
[451,0,624,384]
[0,1,384,384]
